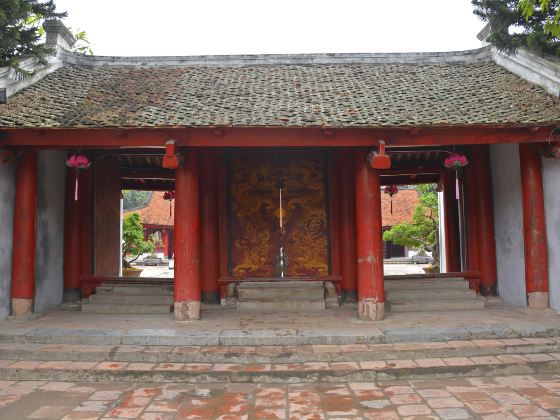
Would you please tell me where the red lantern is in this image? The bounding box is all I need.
[66,153,90,201]
[444,153,468,200]
[384,184,398,214]
[163,190,175,217]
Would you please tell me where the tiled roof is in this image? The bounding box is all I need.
[124,192,174,227]
[382,189,419,227]
[1,60,560,128]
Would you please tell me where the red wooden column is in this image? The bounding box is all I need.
[161,229,169,258]
[338,150,357,301]
[200,150,220,304]
[443,172,461,272]
[464,162,480,274]
[519,143,549,308]
[79,169,93,277]
[174,150,202,320]
[354,149,385,320]
[11,150,38,315]
[472,145,498,295]
[63,167,82,302]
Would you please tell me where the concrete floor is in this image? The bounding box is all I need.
[1,299,559,346]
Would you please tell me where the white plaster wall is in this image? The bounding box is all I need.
[542,158,560,312]
[34,150,66,313]
[490,144,527,306]
[0,162,16,319]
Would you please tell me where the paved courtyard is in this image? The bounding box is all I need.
[138,263,426,279]
[0,375,559,419]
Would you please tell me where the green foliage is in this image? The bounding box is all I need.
[383,184,440,267]
[0,0,66,77]
[0,1,93,79]
[122,190,152,211]
[122,213,154,268]
[472,0,560,56]
[72,29,92,55]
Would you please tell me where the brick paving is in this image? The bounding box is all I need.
[0,375,557,419]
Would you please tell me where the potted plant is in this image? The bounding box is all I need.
[122,213,154,277]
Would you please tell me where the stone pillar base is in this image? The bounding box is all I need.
[480,283,497,297]
[341,289,357,303]
[201,291,220,305]
[11,298,33,316]
[528,292,549,309]
[63,288,81,303]
[358,299,384,321]
[174,300,201,321]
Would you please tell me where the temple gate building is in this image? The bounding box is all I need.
[0,21,559,321]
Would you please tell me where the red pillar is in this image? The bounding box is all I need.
[63,167,82,302]
[11,150,38,315]
[465,163,480,274]
[161,229,169,258]
[443,172,461,272]
[200,150,220,304]
[79,169,93,276]
[519,143,549,308]
[338,150,357,301]
[472,145,498,296]
[174,150,202,320]
[354,149,385,320]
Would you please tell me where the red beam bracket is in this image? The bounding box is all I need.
[367,140,392,169]
[162,139,184,169]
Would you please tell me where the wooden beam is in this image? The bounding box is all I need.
[0,126,554,148]
[120,168,174,180]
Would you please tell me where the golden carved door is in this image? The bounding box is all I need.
[229,150,329,278]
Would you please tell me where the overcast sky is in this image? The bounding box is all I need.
[53,0,486,57]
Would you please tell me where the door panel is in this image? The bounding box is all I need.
[229,150,329,278]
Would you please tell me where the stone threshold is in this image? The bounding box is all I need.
[1,322,560,346]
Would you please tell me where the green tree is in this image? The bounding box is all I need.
[472,0,560,56]
[122,213,154,268]
[0,0,93,78]
[0,0,66,76]
[122,190,152,211]
[383,184,440,268]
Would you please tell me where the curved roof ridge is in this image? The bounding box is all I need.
[61,46,492,67]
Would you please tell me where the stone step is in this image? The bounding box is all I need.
[389,299,486,312]
[96,285,174,296]
[384,278,470,292]
[237,300,325,311]
[237,287,324,300]
[87,294,174,305]
[0,338,557,364]
[0,351,558,383]
[385,289,477,301]
[81,303,173,314]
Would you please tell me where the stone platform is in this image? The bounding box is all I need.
[0,298,559,347]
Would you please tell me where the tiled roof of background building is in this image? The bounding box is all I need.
[382,189,419,227]
[1,60,560,128]
[124,192,174,227]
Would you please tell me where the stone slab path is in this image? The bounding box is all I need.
[0,375,559,419]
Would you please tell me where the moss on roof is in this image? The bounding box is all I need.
[1,61,560,128]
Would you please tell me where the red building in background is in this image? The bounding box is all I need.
[124,192,174,259]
